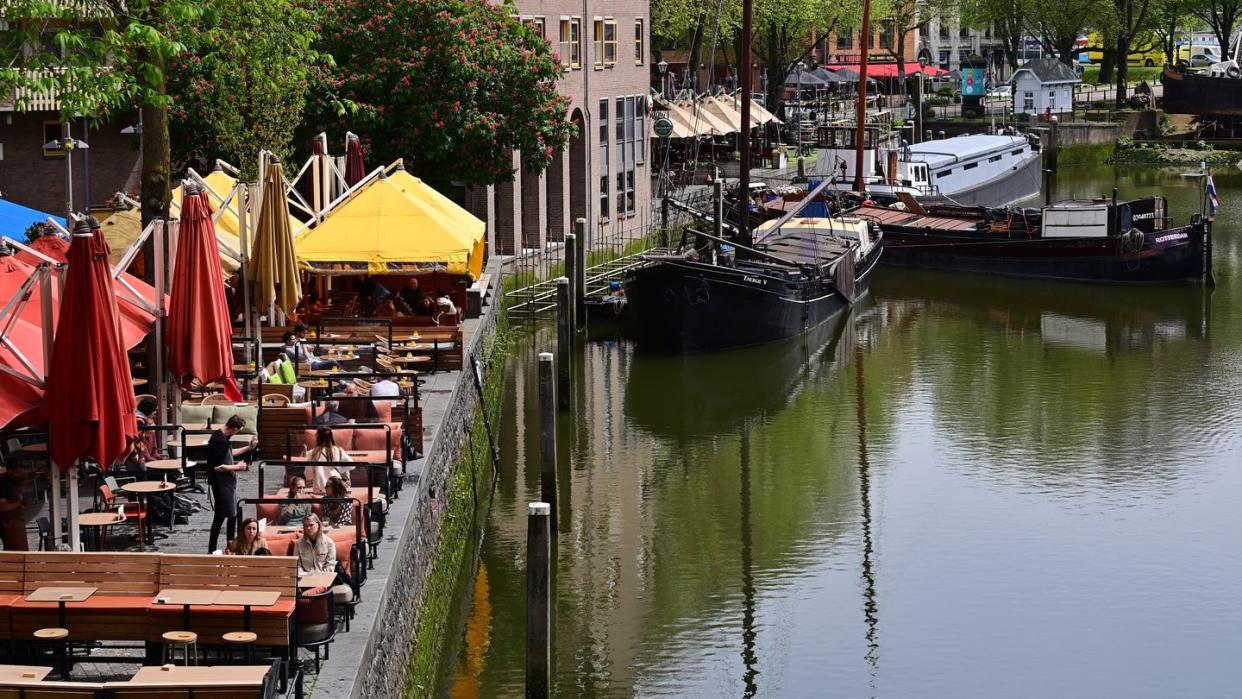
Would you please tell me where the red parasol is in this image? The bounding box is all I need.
[166,182,242,400]
[18,233,158,351]
[345,132,367,187]
[42,218,137,472]
[0,252,49,428]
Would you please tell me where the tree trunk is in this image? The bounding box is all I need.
[896,28,907,81]
[1099,49,1116,84]
[1163,20,1176,64]
[1115,34,1130,107]
[686,13,707,93]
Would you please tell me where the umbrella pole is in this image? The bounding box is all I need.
[48,461,62,547]
[40,268,62,546]
[67,463,81,551]
[239,185,252,364]
[153,219,170,434]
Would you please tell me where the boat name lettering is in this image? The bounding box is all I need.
[743,275,766,285]
[1154,232,1188,243]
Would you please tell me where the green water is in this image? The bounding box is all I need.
[443,165,1241,697]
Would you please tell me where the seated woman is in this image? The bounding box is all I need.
[294,513,337,577]
[226,517,269,555]
[305,426,352,493]
[279,476,313,526]
[323,476,354,528]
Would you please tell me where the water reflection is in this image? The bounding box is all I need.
[444,165,1242,698]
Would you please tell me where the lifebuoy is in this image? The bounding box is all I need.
[1227,65,1240,79]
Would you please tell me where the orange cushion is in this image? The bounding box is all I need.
[148,600,295,617]
[374,401,393,423]
[0,594,19,608]
[352,425,399,453]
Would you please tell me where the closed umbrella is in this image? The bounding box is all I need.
[248,155,302,315]
[167,181,242,400]
[345,132,366,187]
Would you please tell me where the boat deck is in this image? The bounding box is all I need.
[855,205,979,231]
[760,227,855,267]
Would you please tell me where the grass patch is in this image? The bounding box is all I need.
[1078,65,1163,85]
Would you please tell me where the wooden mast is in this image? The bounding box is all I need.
[853,0,873,193]
[737,0,753,246]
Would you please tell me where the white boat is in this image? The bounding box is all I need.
[813,125,1042,208]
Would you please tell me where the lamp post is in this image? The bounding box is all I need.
[795,61,805,155]
[657,58,669,99]
[44,133,90,222]
[917,54,927,144]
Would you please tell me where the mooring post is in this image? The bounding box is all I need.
[563,233,578,337]
[574,218,587,328]
[537,353,558,529]
[713,180,724,241]
[555,278,571,411]
[526,502,552,698]
[797,155,805,179]
[661,195,670,240]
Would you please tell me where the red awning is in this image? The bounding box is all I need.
[826,63,947,79]
[166,185,242,400]
[43,222,137,471]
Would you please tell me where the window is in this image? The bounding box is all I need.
[594,18,617,66]
[1011,149,1024,156]
[938,169,952,177]
[879,20,895,50]
[534,17,545,40]
[959,25,970,39]
[636,97,646,164]
[939,22,949,40]
[964,162,978,170]
[599,98,609,219]
[559,18,581,68]
[634,18,644,64]
[625,96,636,214]
[1023,92,1034,111]
[837,28,853,50]
[616,97,625,216]
[42,121,65,157]
[989,155,1002,162]
[1048,90,1056,108]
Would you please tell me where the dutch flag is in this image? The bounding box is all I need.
[1207,174,1220,218]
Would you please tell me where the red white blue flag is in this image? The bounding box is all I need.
[1207,174,1219,217]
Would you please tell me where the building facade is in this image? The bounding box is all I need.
[465,0,652,255]
[922,18,1008,76]
[0,91,140,218]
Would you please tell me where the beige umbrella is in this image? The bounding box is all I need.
[247,155,302,314]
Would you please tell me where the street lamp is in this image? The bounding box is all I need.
[658,58,668,99]
[916,54,928,144]
[43,135,90,222]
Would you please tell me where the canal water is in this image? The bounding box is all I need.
[442,165,1242,697]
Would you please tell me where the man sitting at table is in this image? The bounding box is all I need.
[283,329,342,373]
[314,400,350,426]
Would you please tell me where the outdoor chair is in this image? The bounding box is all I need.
[202,394,235,406]
[97,484,148,545]
[294,587,336,673]
[262,394,290,407]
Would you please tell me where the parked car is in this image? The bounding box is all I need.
[986,84,1012,99]
[1188,52,1217,68]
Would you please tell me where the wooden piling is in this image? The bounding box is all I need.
[555,278,571,411]
[526,501,552,698]
[537,353,558,528]
[564,233,578,337]
[574,218,587,328]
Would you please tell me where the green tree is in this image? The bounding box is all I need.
[1113,0,1154,106]
[0,0,197,226]
[753,0,864,113]
[1191,0,1242,54]
[309,0,574,188]
[961,0,1028,70]
[166,0,321,180]
[1030,0,1103,64]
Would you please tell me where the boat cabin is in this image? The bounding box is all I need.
[1042,197,1168,237]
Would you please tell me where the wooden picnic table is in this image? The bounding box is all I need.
[0,665,53,681]
[297,572,336,590]
[154,589,221,630]
[27,586,97,628]
[127,664,271,685]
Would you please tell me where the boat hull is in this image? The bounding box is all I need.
[879,223,1210,284]
[851,149,1043,208]
[626,247,880,353]
[1160,66,1242,116]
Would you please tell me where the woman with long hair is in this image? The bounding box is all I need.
[226,517,269,555]
[294,513,337,576]
[323,476,354,528]
[306,426,352,493]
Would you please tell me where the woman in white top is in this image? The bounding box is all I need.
[306,426,352,493]
[294,513,337,576]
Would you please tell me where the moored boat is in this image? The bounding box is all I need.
[624,216,882,352]
[856,196,1212,284]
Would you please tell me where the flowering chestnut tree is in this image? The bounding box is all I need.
[312,0,575,187]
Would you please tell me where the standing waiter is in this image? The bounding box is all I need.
[206,415,258,553]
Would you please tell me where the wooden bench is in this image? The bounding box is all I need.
[0,678,106,697]
[10,553,161,642]
[0,552,23,641]
[147,555,296,647]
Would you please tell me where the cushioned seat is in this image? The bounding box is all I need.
[147,600,296,617]
[331,584,354,605]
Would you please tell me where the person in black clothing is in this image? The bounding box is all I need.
[206,415,258,552]
[0,461,28,550]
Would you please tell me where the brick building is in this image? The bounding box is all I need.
[0,91,140,217]
[465,0,653,255]
[814,24,920,66]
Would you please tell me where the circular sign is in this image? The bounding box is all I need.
[653,117,674,137]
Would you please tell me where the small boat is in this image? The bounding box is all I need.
[1160,64,1242,116]
[856,196,1212,284]
[624,215,883,352]
[814,123,1042,207]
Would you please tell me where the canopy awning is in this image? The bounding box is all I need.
[386,168,485,279]
[0,199,65,236]
[295,172,483,277]
[825,63,947,79]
